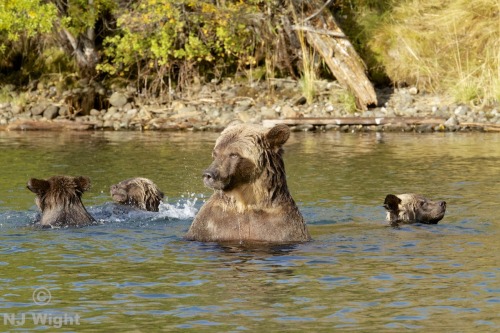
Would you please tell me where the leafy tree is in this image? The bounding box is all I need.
[51,0,116,77]
[98,0,275,93]
[0,0,57,76]
[0,0,117,80]
[0,0,56,46]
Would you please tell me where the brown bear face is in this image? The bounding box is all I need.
[110,177,164,212]
[384,193,446,225]
[202,124,290,193]
[27,175,95,227]
[203,141,258,191]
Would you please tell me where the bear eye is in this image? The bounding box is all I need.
[229,153,240,159]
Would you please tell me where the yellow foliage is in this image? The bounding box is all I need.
[370,0,499,104]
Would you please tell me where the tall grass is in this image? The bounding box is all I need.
[0,86,13,103]
[290,2,317,104]
[339,90,358,114]
[0,85,28,106]
[298,40,317,105]
[369,0,499,104]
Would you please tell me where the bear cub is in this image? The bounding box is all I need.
[384,193,446,225]
[110,177,164,212]
[27,175,95,227]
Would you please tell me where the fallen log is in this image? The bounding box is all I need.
[263,117,448,128]
[291,0,377,110]
[460,122,500,132]
[6,119,94,131]
[483,126,500,132]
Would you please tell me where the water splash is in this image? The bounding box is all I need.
[157,194,200,220]
[0,195,203,228]
[88,194,201,224]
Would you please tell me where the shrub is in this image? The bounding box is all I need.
[0,0,57,82]
[98,0,271,94]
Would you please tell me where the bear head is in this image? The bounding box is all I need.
[384,193,446,225]
[27,175,95,227]
[110,177,164,212]
[202,123,291,209]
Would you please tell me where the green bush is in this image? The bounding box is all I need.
[0,0,56,47]
[0,0,57,81]
[98,0,270,92]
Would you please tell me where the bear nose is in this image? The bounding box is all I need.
[203,170,216,181]
[439,201,446,208]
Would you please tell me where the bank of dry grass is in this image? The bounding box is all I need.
[368,0,499,105]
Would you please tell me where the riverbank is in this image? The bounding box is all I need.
[1,78,499,132]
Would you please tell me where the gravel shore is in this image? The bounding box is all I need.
[1,78,499,132]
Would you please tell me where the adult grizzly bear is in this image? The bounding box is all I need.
[185,123,311,243]
[27,175,95,227]
[110,177,164,212]
[384,193,446,225]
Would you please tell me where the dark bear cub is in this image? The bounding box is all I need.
[384,193,446,225]
[185,123,311,243]
[27,175,95,227]
[110,177,164,212]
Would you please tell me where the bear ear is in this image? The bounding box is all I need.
[27,178,50,195]
[383,194,401,211]
[75,176,92,192]
[266,124,290,148]
[225,120,243,128]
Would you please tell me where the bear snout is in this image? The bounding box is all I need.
[202,168,228,190]
[439,201,446,209]
[203,169,217,188]
[110,186,127,202]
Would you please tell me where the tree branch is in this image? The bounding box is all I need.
[291,25,346,38]
[303,0,333,23]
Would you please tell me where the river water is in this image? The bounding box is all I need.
[0,130,498,332]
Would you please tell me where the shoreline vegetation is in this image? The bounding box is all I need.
[1,0,498,132]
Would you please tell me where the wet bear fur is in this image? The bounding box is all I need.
[384,193,446,225]
[27,175,95,227]
[110,177,164,212]
[185,123,311,243]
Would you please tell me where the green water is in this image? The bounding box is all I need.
[0,131,498,332]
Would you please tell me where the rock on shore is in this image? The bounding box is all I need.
[0,78,499,132]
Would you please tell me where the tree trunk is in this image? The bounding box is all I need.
[57,27,99,115]
[53,0,99,114]
[290,0,377,110]
[59,27,98,79]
